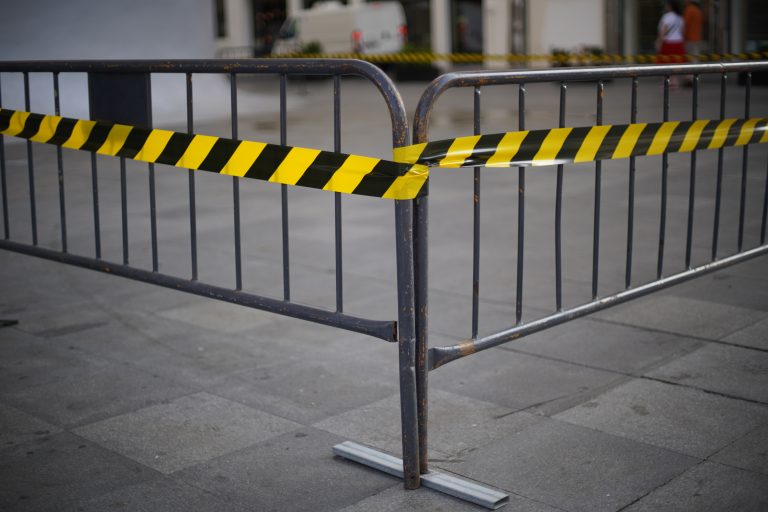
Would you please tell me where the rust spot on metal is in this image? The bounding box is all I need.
[458,340,477,356]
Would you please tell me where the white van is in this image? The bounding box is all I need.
[272,1,407,55]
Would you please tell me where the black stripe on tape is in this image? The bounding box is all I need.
[246,144,291,181]
[47,118,77,146]
[80,122,113,152]
[557,126,593,161]
[156,132,194,166]
[352,160,399,197]
[17,113,44,139]
[0,109,12,132]
[117,127,152,159]
[295,151,348,190]
[198,138,240,172]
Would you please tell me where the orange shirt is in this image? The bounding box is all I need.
[684,3,703,42]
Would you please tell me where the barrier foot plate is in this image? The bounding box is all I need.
[333,441,509,510]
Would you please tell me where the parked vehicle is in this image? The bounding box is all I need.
[271,1,407,55]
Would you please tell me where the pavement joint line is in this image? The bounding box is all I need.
[614,460,708,512]
[640,375,768,407]
[587,315,768,353]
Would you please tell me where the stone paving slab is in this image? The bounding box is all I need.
[0,402,62,451]
[710,424,768,476]
[75,391,301,474]
[65,476,248,512]
[174,427,396,512]
[429,348,625,412]
[337,484,561,512]
[645,343,768,404]
[446,418,698,512]
[315,389,545,461]
[0,432,156,512]
[554,378,768,458]
[594,295,766,341]
[722,317,768,350]
[508,318,703,374]
[0,335,192,429]
[622,461,768,512]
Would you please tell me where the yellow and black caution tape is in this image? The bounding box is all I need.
[395,118,768,168]
[0,108,428,200]
[273,51,768,66]
[2,107,767,200]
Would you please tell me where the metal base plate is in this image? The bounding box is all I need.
[333,441,509,510]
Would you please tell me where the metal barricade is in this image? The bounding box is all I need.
[0,59,421,488]
[405,61,768,506]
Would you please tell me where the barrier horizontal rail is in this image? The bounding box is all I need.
[2,107,767,202]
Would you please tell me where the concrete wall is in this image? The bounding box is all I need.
[0,0,216,60]
[528,0,605,55]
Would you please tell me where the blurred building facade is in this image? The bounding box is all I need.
[218,0,768,63]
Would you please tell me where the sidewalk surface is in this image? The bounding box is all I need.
[1,70,767,511]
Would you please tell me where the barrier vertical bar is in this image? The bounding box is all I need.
[414,190,428,476]
[120,156,129,264]
[555,83,566,310]
[86,73,102,259]
[713,73,727,260]
[738,73,751,252]
[334,75,343,312]
[762,158,768,245]
[187,73,198,280]
[516,84,526,324]
[626,77,638,288]
[53,72,67,253]
[592,81,604,299]
[148,77,158,272]
[472,86,481,338]
[657,77,670,278]
[280,74,291,301]
[395,199,419,489]
[23,72,38,245]
[685,74,699,269]
[0,75,7,240]
[231,72,243,291]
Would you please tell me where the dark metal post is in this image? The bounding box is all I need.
[187,73,198,280]
[516,84,526,324]
[713,73,727,260]
[53,72,67,253]
[471,86,481,337]
[23,72,38,245]
[738,73,751,252]
[592,81,604,299]
[0,76,7,240]
[555,83,566,309]
[334,75,343,312]
[685,74,699,269]
[395,198,420,489]
[626,77,638,288]
[657,77,670,278]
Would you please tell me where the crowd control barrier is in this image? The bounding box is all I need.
[2,59,768,509]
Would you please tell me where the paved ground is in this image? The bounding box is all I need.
[1,69,767,511]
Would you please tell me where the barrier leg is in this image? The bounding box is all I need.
[414,195,429,474]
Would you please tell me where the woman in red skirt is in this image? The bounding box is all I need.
[656,0,686,84]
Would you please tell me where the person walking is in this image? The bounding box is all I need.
[683,0,704,60]
[656,0,686,86]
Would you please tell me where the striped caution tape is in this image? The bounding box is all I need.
[2,107,767,200]
[0,108,427,200]
[273,51,768,65]
[395,118,768,168]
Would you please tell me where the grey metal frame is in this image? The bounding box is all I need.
[409,61,768,501]
[0,58,422,488]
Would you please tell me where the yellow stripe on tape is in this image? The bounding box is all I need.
[270,147,322,185]
[708,119,737,150]
[612,123,647,159]
[97,125,132,156]
[440,135,481,168]
[485,131,528,167]
[393,143,426,165]
[29,114,61,143]
[533,127,572,163]
[383,164,429,200]
[647,121,680,156]
[679,120,710,153]
[62,119,96,149]
[4,111,31,137]
[221,140,266,177]
[176,135,219,169]
[574,125,612,163]
[735,118,762,146]
[323,154,380,193]
[135,129,174,162]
